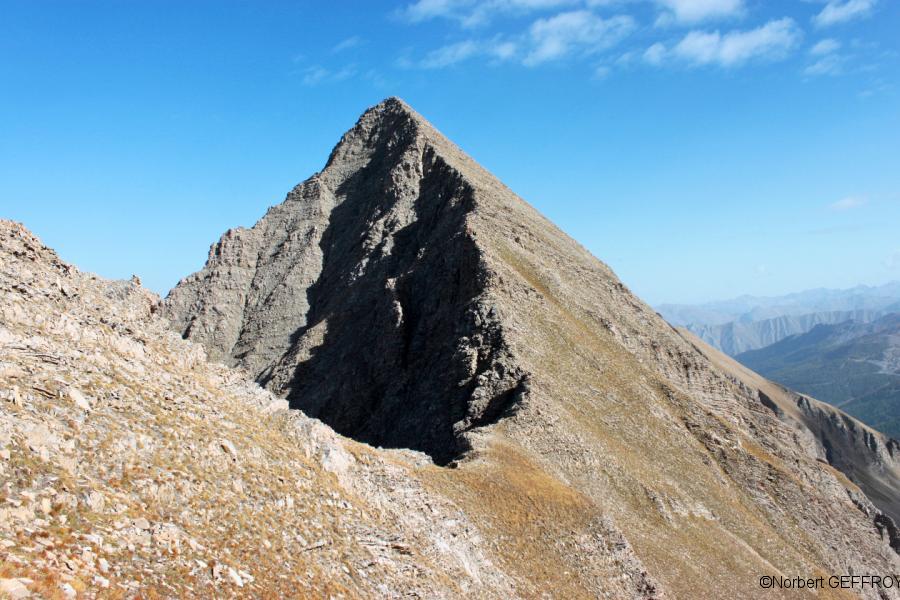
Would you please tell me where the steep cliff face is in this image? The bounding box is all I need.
[163,98,900,598]
[163,99,525,463]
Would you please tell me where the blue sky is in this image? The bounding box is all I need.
[1,0,898,304]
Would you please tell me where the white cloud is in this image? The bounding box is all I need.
[828,196,867,211]
[413,38,518,68]
[333,36,363,53]
[813,0,877,27]
[301,66,329,85]
[858,78,892,99]
[594,64,612,78]
[405,9,635,68]
[805,38,849,76]
[886,250,900,270]
[396,3,808,76]
[655,0,744,24]
[674,31,721,63]
[419,40,481,68]
[301,65,357,86]
[401,0,578,27]
[524,10,634,65]
[809,38,840,55]
[643,42,667,64]
[490,40,519,60]
[672,18,801,67]
[402,0,471,22]
[805,53,845,75]
[616,50,637,66]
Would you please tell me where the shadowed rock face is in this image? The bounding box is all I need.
[266,143,525,464]
[163,97,900,598]
[163,99,525,462]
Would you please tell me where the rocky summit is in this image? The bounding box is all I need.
[3,97,900,598]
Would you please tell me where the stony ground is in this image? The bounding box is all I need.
[0,220,525,599]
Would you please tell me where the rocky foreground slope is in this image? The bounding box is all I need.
[157,98,900,598]
[0,221,527,598]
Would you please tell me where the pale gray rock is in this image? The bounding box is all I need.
[0,578,31,599]
[67,386,91,411]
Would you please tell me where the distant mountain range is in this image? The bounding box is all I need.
[737,313,900,438]
[688,309,889,356]
[658,282,900,355]
[659,283,900,438]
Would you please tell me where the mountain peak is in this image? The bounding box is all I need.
[354,96,424,133]
[161,100,900,596]
[364,97,440,132]
[165,94,513,461]
[320,95,465,187]
[372,95,417,115]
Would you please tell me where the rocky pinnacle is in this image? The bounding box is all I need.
[163,98,527,463]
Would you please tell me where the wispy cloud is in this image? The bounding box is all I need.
[859,77,893,99]
[401,0,471,22]
[805,53,845,75]
[886,250,900,270]
[810,38,841,55]
[407,37,519,68]
[492,40,519,60]
[643,42,666,65]
[663,18,801,67]
[394,2,874,79]
[333,36,364,53]
[594,64,612,79]
[828,196,867,211]
[405,10,634,68]
[419,40,481,68]
[524,10,634,65]
[654,0,744,24]
[300,64,357,86]
[805,37,845,76]
[400,0,579,27]
[813,0,877,28]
